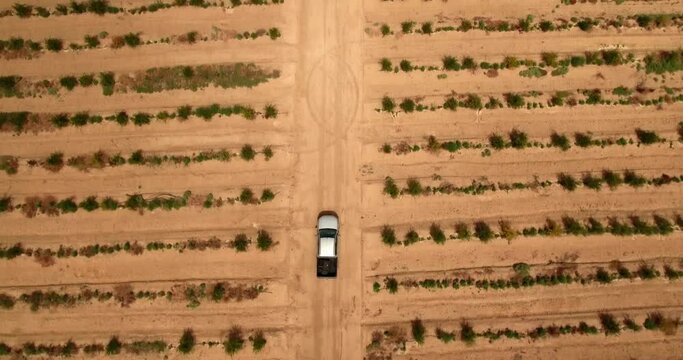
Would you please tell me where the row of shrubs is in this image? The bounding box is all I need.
[380,49,655,75]
[0,280,266,311]
[0,31,202,55]
[379,214,683,246]
[368,312,678,356]
[2,146,274,175]
[0,232,275,265]
[378,87,683,114]
[4,0,284,18]
[0,103,278,133]
[0,328,268,357]
[0,189,276,217]
[0,62,280,98]
[375,263,682,294]
[382,171,681,198]
[0,27,282,58]
[383,126,678,157]
[377,13,681,37]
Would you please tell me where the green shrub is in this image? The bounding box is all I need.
[541,52,559,67]
[0,342,11,355]
[240,144,256,160]
[224,326,245,355]
[250,330,267,353]
[178,329,195,353]
[460,322,476,344]
[268,27,281,40]
[45,38,63,52]
[79,196,99,212]
[383,177,399,198]
[601,49,623,65]
[596,268,612,283]
[13,3,33,17]
[601,169,623,189]
[443,97,457,110]
[380,58,392,72]
[401,21,415,33]
[489,133,506,150]
[557,173,577,191]
[44,152,65,172]
[600,313,621,335]
[381,226,397,246]
[508,129,529,149]
[404,229,419,245]
[411,318,426,344]
[106,336,122,355]
[384,277,398,293]
[256,229,273,250]
[474,221,493,242]
[57,198,78,213]
[381,96,395,112]
[132,113,151,126]
[577,19,593,31]
[380,24,391,36]
[232,234,249,252]
[100,72,115,96]
[123,33,142,47]
[399,98,415,113]
[430,223,446,244]
[239,188,255,204]
[78,74,96,87]
[653,215,673,235]
[635,128,660,144]
[101,197,119,210]
[623,170,646,187]
[442,56,460,71]
[406,178,422,196]
[582,173,602,190]
[421,22,433,35]
[550,132,570,151]
[263,104,278,119]
[455,222,470,240]
[87,0,110,15]
[0,76,20,98]
[435,328,455,343]
[539,20,555,32]
[644,50,683,74]
[570,55,586,67]
[505,93,525,108]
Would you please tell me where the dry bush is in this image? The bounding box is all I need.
[110,36,125,49]
[393,141,412,155]
[41,196,59,216]
[127,242,144,255]
[33,249,55,267]
[113,284,136,307]
[21,196,40,218]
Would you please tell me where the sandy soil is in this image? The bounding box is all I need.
[1,0,682,359]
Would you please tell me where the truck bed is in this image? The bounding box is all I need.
[317,257,337,277]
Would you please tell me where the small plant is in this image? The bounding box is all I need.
[381,226,397,246]
[178,329,195,353]
[505,93,525,108]
[239,188,256,204]
[100,72,115,96]
[123,33,142,47]
[384,277,398,293]
[455,222,470,240]
[106,336,122,355]
[249,330,267,353]
[59,76,79,91]
[240,144,256,160]
[380,58,393,72]
[380,24,391,36]
[13,3,33,17]
[406,178,423,196]
[46,38,64,52]
[508,129,529,149]
[399,98,415,112]
[401,21,415,33]
[489,133,506,150]
[256,229,273,251]
[232,233,250,252]
[602,170,623,189]
[430,223,446,244]
[224,326,245,355]
[582,173,602,190]
[383,177,399,198]
[550,132,570,151]
[411,318,426,344]
[635,128,661,145]
[557,173,578,191]
[436,328,455,343]
[460,322,476,344]
[404,229,420,245]
[44,152,65,172]
[381,96,396,112]
[268,27,281,40]
[599,313,621,335]
[474,221,493,242]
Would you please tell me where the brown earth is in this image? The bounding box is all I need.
[1,0,682,359]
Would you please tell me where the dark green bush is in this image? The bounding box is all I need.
[250,330,267,353]
[106,336,122,355]
[599,313,621,335]
[411,318,426,344]
[256,229,273,251]
[123,33,142,47]
[404,229,420,245]
[460,322,476,344]
[380,58,392,71]
[381,96,395,112]
[505,93,525,108]
[100,72,115,96]
[623,170,646,187]
[489,133,506,150]
[474,221,493,242]
[635,128,660,144]
[550,132,570,151]
[582,173,602,190]
[406,178,422,196]
[45,38,63,52]
[508,129,529,149]
[455,222,470,239]
[401,21,415,33]
[442,56,460,71]
[399,98,415,112]
[381,226,397,246]
[435,328,455,343]
[384,277,398,293]
[240,144,256,161]
[178,329,195,353]
[224,326,245,355]
[430,223,446,244]
[557,173,578,191]
[383,177,399,198]
[601,169,623,189]
[13,3,33,17]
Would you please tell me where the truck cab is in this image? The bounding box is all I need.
[317,213,338,278]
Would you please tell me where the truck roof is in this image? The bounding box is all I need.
[318,237,336,257]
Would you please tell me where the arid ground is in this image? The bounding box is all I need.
[1,0,682,359]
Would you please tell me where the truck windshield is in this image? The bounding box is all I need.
[319,229,336,238]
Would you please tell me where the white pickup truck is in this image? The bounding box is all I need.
[317,213,338,278]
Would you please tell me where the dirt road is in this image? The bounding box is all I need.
[288,0,363,359]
